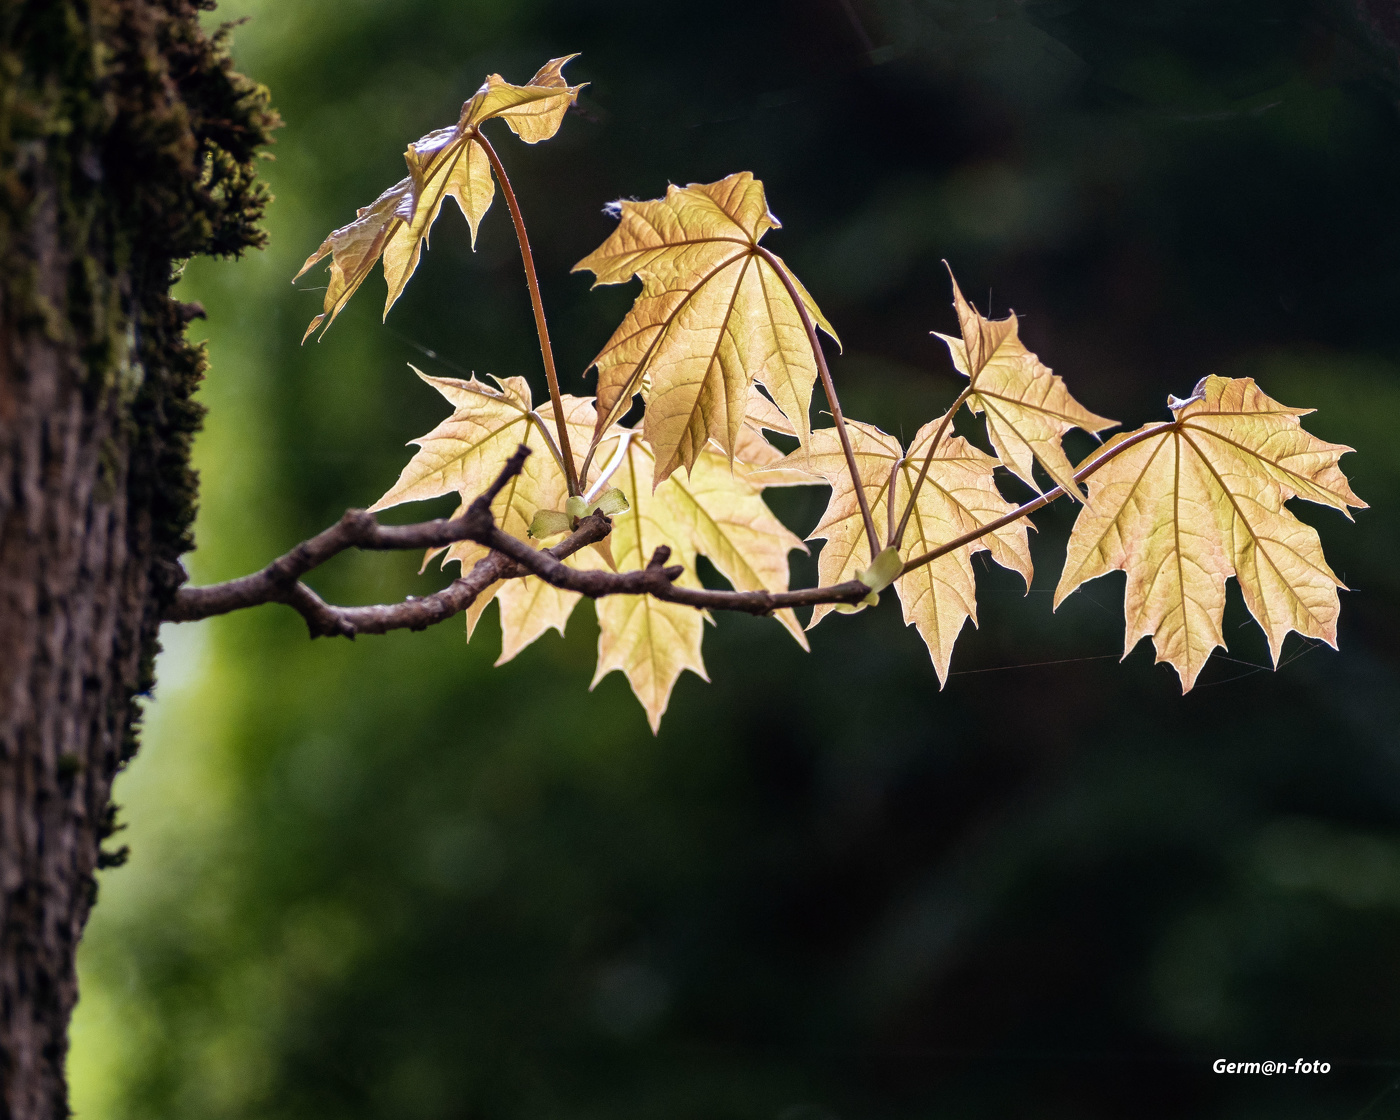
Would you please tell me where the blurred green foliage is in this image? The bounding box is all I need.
[70,1,1400,1117]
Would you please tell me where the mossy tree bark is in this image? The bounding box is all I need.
[0,1,274,1114]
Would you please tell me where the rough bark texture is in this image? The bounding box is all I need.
[0,1,274,1114]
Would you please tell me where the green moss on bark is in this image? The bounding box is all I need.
[0,0,278,836]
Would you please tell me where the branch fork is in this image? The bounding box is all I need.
[165,409,1167,639]
[164,446,876,638]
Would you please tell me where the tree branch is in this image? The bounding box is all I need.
[165,424,1170,642]
[164,445,872,638]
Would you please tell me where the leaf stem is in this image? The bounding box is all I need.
[898,423,1169,576]
[476,130,581,496]
[891,385,972,549]
[886,459,901,545]
[754,246,880,558]
[527,411,567,477]
[585,430,633,503]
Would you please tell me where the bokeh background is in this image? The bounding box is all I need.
[68,1,1400,1116]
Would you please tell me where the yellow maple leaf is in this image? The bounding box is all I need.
[370,375,804,719]
[1054,375,1365,690]
[729,386,820,487]
[493,575,583,666]
[573,173,838,486]
[756,422,899,630]
[370,370,566,527]
[481,392,615,662]
[369,371,597,650]
[295,57,584,340]
[933,268,1115,499]
[764,421,1032,682]
[577,430,810,731]
[577,435,708,733]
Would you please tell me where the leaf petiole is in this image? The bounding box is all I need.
[898,421,1172,577]
[754,245,881,559]
[475,129,581,496]
[527,410,568,477]
[585,430,633,502]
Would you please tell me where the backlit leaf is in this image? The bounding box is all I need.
[495,575,583,667]
[579,431,810,731]
[756,422,898,631]
[376,372,808,727]
[730,386,820,486]
[767,420,1032,682]
[458,393,602,656]
[933,268,1115,499]
[577,434,708,733]
[573,173,838,486]
[1054,375,1365,690]
[296,57,583,340]
[369,371,598,653]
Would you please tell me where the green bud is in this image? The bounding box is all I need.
[592,487,630,516]
[857,546,902,594]
[528,509,574,539]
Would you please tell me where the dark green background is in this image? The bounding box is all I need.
[70,1,1400,1117]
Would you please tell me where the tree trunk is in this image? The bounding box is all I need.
[0,2,273,1114]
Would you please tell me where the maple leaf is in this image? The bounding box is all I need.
[764,421,1032,681]
[577,430,810,731]
[295,57,583,340]
[372,373,806,727]
[368,371,597,650]
[1054,375,1366,690]
[464,393,606,659]
[730,386,820,486]
[493,572,584,666]
[573,173,838,486]
[933,268,1115,499]
[370,369,568,529]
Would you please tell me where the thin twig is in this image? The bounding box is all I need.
[755,245,880,558]
[166,445,538,633]
[167,424,1168,640]
[899,423,1170,576]
[475,130,580,496]
[165,446,872,637]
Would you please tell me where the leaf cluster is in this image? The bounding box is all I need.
[288,57,1364,731]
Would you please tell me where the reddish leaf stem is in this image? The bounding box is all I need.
[898,423,1169,575]
[754,246,880,559]
[475,130,580,496]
